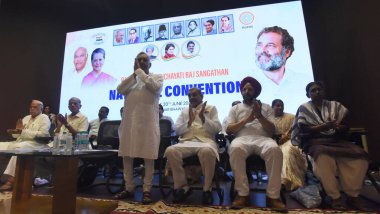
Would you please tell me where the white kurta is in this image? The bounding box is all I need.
[169,103,222,159]
[89,118,108,136]
[226,102,283,198]
[117,68,163,159]
[0,113,51,150]
[0,113,51,177]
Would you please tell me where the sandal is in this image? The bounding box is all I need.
[113,190,134,200]
[142,191,152,204]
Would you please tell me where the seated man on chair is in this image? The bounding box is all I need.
[165,87,222,205]
[0,100,51,191]
[292,81,371,211]
[226,77,285,209]
[88,106,109,148]
[54,97,89,137]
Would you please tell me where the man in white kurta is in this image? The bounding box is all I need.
[0,100,51,190]
[226,77,285,209]
[116,52,163,204]
[165,87,222,205]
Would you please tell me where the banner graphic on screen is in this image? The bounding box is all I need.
[60,1,313,121]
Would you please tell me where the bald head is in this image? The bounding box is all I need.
[74,47,88,72]
[30,100,43,117]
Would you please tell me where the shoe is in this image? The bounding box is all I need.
[347,196,374,212]
[330,197,346,211]
[0,182,13,191]
[172,188,192,203]
[266,197,286,211]
[142,191,152,204]
[231,195,250,209]
[113,190,134,200]
[202,190,214,205]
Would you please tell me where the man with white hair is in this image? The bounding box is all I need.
[0,100,51,191]
[61,47,89,94]
[54,97,89,136]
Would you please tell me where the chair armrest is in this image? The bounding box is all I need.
[348,128,368,152]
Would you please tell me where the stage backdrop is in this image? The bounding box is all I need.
[59,0,313,121]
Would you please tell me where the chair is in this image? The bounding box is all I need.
[94,120,121,149]
[187,134,227,205]
[77,120,120,190]
[155,118,176,197]
[347,128,380,196]
[227,134,286,204]
[104,119,175,196]
[165,133,227,205]
[298,127,380,209]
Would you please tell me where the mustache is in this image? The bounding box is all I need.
[257,52,272,58]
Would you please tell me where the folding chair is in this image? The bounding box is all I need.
[227,134,286,204]
[165,133,227,205]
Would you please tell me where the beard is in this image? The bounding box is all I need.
[255,48,286,71]
[243,93,254,103]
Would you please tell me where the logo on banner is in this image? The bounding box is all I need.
[239,11,254,25]
[92,33,106,45]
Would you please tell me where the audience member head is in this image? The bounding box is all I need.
[98,106,109,120]
[188,87,203,108]
[135,52,151,74]
[30,100,43,118]
[43,105,52,115]
[240,76,262,104]
[68,97,82,115]
[306,81,325,102]
[271,99,284,117]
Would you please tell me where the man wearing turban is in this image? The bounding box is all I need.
[225,77,285,210]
